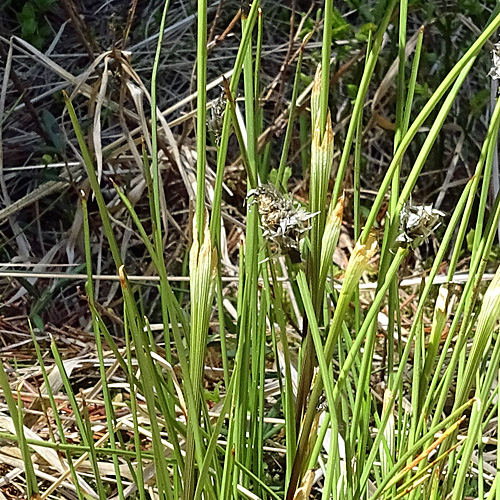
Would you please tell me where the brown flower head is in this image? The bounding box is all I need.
[248,183,317,259]
[396,203,445,246]
[489,42,500,80]
[207,91,226,145]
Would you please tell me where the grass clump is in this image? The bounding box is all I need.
[1,1,500,499]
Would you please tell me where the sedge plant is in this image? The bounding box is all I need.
[4,2,500,500]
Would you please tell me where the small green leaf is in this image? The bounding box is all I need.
[347,84,359,99]
[42,110,64,153]
[282,166,292,187]
[30,314,45,332]
[21,3,36,19]
[356,22,375,42]
[466,229,475,251]
[269,166,291,188]
[21,17,38,36]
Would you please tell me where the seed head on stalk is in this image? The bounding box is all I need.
[395,203,445,248]
[248,183,318,262]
